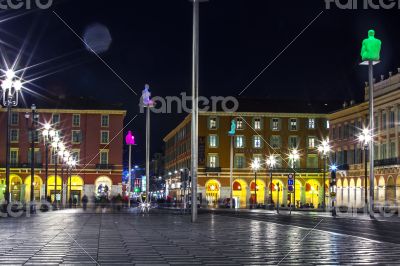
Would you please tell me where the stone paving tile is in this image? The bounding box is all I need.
[1,211,400,265]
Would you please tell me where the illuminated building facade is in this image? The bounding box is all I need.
[164,100,334,208]
[0,106,126,204]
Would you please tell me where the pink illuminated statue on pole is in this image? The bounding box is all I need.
[125,130,136,207]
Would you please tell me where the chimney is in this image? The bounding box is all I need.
[365,81,368,87]
[343,101,348,108]
[398,68,400,73]
[389,71,393,77]
[381,75,385,81]
[350,100,355,106]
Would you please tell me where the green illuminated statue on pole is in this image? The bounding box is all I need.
[361,29,382,61]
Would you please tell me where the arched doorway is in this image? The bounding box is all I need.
[95,176,112,198]
[232,179,247,208]
[349,178,356,208]
[10,175,23,202]
[270,180,284,208]
[342,178,349,207]
[24,176,43,201]
[0,177,5,201]
[47,176,62,202]
[336,179,342,206]
[250,179,265,205]
[305,180,320,208]
[378,176,385,206]
[67,176,84,205]
[356,178,363,208]
[386,176,395,206]
[205,179,220,207]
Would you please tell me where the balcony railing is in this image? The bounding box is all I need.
[337,164,349,171]
[374,158,400,167]
[7,163,43,168]
[96,164,115,170]
[205,167,221,172]
[271,168,323,173]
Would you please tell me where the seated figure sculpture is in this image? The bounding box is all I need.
[228,119,236,136]
[361,29,382,62]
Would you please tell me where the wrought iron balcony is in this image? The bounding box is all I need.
[337,164,349,171]
[96,164,115,170]
[271,168,323,173]
[8,163,43,168]
[205,167,221,173]
[374,158,400,167]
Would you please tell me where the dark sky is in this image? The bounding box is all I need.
[3,0,400,166]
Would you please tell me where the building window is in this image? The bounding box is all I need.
[236,118,244,130]
[208,117,217,130]
[307,154,318,169]
[72,130,82,144]
[308,118,315,129]
[289,136,298,149]
[389,111,395,128]
[72,114,80,127]
[253,154,263,165]
[10,149,18,165]
[390,142,396,158]
[208,154,219,168]
[271,118,280,131]
[308,137,316,149]
[326,120,330,129]
[100,150,109,165]
[28,131,39,143]
[338,126,343,139]
[270,135,281,149]
[10,129,19,143]
[52,113,60,124]
[382,113,387,130]
[208,135,218,148]
[253,135,262,148]
[235,136,245,148]
[374,116,379,131]
[72,150,80,162]
[28,149,41,164]
[332,127,337,140]
[101,131,109,144]
[381,143,387,160]
[253,118,262,130]
[289,118,298,131]
[101,115,109,127]
[11,112,19,125]
[234,154,245,168]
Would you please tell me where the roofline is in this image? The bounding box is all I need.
[0,108,127,116]
[163,114,191,142]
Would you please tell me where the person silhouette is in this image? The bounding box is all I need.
[361,29,382,62]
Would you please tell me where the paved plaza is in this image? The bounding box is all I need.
[0,209,399,265]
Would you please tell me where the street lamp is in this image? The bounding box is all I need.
[1,69,23,204]
[51,135,63,208]
[42,124,55,201]
[317,139,331,211]
[358,127,372,213]
[25,104,39,211]
[250,158,261,208]
[266,155,277,206]
[289,149,300,210]
[66,156,77,207]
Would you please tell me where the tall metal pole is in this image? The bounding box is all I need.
[364,147,368,212]
[45,143,49,201]
[54,151,58,208]
[254,171,257,207]
[368,61,375,218]
[5,104,11,204]
[191,0,200,223]
[323,156,326,211]
[229,136,233,209]
[128,144,132,207]
[146,106,150,202]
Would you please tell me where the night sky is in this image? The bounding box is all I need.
[3,0,400,166]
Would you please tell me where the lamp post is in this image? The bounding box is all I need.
[228,119,236,209]
[142,85,153,205]
[266,155,277,207]
[276,183,280,214]
[51,135,64,208]
[1,69,22,204]
[25,104,39,211]
[289,149,300,212]
[62,150,71,208]
[317,139,331,211]
[66,157,76,207]
[250,158,261,208]
[358,128,371,213]
[42,124,55,201]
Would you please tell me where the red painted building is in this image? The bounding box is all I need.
[0,106,126,204]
